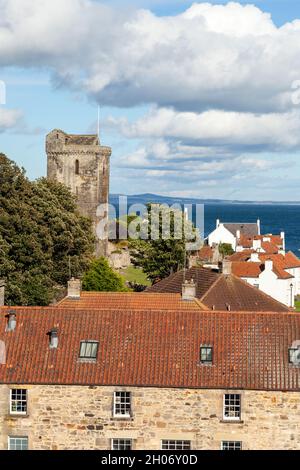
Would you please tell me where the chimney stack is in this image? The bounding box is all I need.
[252,239,262,251]
[264,259,273,271]
[67,278,82,299]
[257,219,261,235]
[236,229,241,240]
[222,260,232,276]
[280,231,285,251]
[49,328,58,349]
[182,279,196,301]
[216,219,220,229]
[0,280,5,306]
[6,310,16,332]
[250,252,260,262]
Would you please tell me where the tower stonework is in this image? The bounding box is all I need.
[46,129,111,256]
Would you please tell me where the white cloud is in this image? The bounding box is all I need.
[0,1,300,112]
[111,106,300,151]
[0,108,22,132]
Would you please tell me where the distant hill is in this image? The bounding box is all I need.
[110,193,300,206]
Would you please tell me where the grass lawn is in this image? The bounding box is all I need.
[295,300,300,312]
[121,266,151,287]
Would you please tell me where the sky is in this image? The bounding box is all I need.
[1,0,300,201]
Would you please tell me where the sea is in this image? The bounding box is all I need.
[109,195,300,254]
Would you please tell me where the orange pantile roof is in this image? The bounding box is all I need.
[58,292,203,310]
[231,262,263,278]
[0,307,299,391]
[197,245,214,262]
[227,250,254,261]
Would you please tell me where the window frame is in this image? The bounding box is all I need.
[288,347,300,365]
[8,436,28,450]
[223,393,241,421]
[200,345,213,364]
[161,440,191,450]
[111,438,132,450]
[79,340,99,360]
[221,441,242,450]
[9,389,27,416]
[113,391,132,418]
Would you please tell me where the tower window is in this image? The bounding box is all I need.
[75,159,80,175]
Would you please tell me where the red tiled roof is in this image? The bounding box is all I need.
[284,251,300,269]
[231,262,263,278]
[0,307,299,391]
[197,245,214,262]
[259,254,298,279]
[58,292,203,310]
[261,241,280,254]
[146,267,290,312]
[227,250,254,261]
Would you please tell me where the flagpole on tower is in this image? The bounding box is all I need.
[97,105,100,142]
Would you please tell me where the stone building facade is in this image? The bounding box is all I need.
[0,384,299,450]
[46,129,111,256]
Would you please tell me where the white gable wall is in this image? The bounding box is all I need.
[208,225,237,250]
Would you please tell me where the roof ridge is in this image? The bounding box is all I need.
[199,275,222,302]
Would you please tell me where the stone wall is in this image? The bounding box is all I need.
[0,384,299,450]
[46,129,111,257]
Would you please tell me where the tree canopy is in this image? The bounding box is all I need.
[82,257,128,292]
[129,204,201,282]
[0,154,95,305]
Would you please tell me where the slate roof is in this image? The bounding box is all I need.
[223,223,259,238]
[0,307,299,391]
[146,267,290,312]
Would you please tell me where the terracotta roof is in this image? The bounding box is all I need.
[146,267,290,312]
[259,253,298,278]
[223,223,259,237]
[58,292,203,310]
[261,241,280,254]
[197,245,213,262]
[238,234,283,252]
[0,307,299,391]
[284,252,300,269]
[231,262,263,278]
[227,250,254,261]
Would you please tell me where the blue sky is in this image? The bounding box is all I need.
[1,1,300,201]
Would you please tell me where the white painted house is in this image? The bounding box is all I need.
[228,251,300,308]
[208,219,260,251]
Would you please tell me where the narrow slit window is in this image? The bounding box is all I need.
[75,159,80,175]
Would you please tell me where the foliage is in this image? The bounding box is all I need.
[82,257,128,292]
[0,154,95,305]
[218,243,234,257]
[129,204,201,282]
[121,265,151,287]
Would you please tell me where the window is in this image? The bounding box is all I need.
[8,436,28,450]
[79,341,98,359]
[10,389,27,415]
[111,439,132,450]
[200,346,213,364]
[113,391,131,418]
[221,441,242,450]
[223,394,241,421]
[253,283,259,289]
[289,348,300,365]
[161,440,191,450]
[75,159,80,175]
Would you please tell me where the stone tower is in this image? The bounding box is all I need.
[46,129,111,256]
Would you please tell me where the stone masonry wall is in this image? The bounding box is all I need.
[0,385,299,450]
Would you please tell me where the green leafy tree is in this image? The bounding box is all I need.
[129,204,201,282]
[82,257,128,292]
[218,243,234,258]
[0,154,95,305]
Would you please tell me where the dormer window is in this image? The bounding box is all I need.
[200,346,213,364]
[75,159,80,175]
[79,340,98,360]
[289,347,300,365]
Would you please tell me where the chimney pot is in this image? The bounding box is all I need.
[182,278,197,301]
[67,278,82,299]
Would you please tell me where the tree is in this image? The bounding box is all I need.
[82,257,128,292]
[218,243,234,258]
[0,154,95,305]
[129,204,201,282]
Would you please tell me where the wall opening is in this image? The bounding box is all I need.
[75,159,80,175]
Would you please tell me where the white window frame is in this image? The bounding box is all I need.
[79,340,99,359]
[221,441,242,450]
[161,440,191,450]
[8,436,28,450]
[223,393,241,421]
[10,389,27,415]
[113,391,132,418]
[111,438,132,450]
